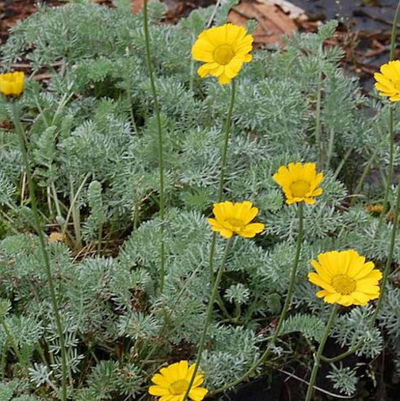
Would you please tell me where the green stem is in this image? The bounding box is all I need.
[351,146,380,206]
[61,173,90,238]
[375,105,394,236]
[0,319,24,368]
[375,0,400,234]
[373,173,400,321]
[11,102,68,401]
[216,80,236,203]
[373,0,400,313]
[315,70,323,168]
[51,182,63,225]
[97,222,103,255]
[325,128,335,171]
[143,0,165,294]
[271,203,304,340]
[390,0,400,61]
[323,176,400,362]
[332,146,352,180]
[182,237,233,401]
[211,203,304,396]
[209,79,236,285]
[305,304,338,401]
[69,176,82,250]
[321,344,359,364]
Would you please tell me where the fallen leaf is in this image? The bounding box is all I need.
[265,0,307,21]
[132,0,144,14]
[48,232,65,243]
[228,0,302,46]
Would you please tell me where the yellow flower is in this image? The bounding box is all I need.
[374,60,400,101]
[191,23,253,85]
[0,71,25,97]
[273,162,323,205]
[149,361,208,401]
[308,250,382,307]
[208,200,264,238]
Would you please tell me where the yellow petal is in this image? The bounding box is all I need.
[338,295,354,306]
[353,261,376,280]
[350,291,370,305]
[316,289,329,298]
[308,272,334,292]
[189,387,208,401]
[160,396,176,401]
[218,73,232,85]
[178,360,189,378]
[324,293,341,303]
[192,45,214,62]
[149,385,170,396]
[238,222,264,238]
[152,373,170,387]
[198,64,211,78]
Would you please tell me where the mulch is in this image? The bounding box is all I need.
[1,0,399,90]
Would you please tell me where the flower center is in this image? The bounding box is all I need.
[290,180,311,198]
[213,44,235,65]
[331,274,356,295]
[225,217,244,231]
[169,379,188,395]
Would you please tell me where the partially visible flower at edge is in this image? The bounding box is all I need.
[273,162,323,205]
[149,360,208,401]
[374,60,400,102]
[191,23,253,85]
[208,200,265,239]
[308,249,382,307]
[0,71,25,97]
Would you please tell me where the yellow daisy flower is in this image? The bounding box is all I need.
[273,162,323,205]
[208,200,264,238]
[374,60,400,101]
[308,250,382,307]
[149,360,208,401]
[0,71,25,97]
[191,23,253,85]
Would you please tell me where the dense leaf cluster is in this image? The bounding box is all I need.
[0,1,399,399]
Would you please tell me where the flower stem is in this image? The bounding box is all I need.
[375,104,394,237]
[11,102,68,401]
[373,173,400,321]
[390,0,400,61]
[375,0,400,236]
[305,304,338,401]
[320,344,359,364]
[325,128,335,171]
[211,203,304,396]
[183,237,233,401]
[209,79,236,285]
[352,146,380,206]
[315,69,323,168]
[143,0,166,294]
[271,203,304,340]
[320,0,400,364]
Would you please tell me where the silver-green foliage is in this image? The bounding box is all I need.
[0,1,398,399]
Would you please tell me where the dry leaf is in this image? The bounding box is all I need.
[228,0,300,47]
[264,0,307,21]
[48,232,65,243]
[132,0,144,14]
